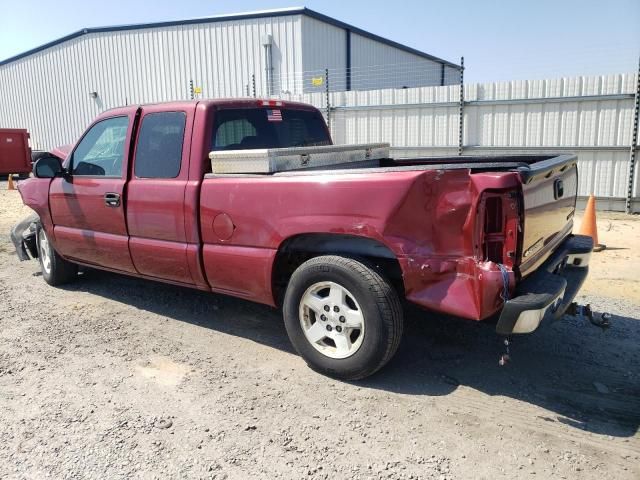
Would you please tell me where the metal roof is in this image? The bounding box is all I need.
[0,7,460,69]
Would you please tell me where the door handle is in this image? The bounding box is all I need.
[104,192,121,207]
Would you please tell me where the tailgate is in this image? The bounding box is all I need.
[518,155,578,277]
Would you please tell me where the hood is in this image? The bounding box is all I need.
[50,144,72,161]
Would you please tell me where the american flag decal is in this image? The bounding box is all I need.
[267,109,282,122]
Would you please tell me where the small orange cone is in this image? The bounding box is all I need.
[7,173,15,190]
[579,195,605,252]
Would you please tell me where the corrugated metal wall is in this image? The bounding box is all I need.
[350,33,444,90]
[0,14,304,150]
[443,66,460,85]
[0,11,458,150]
[460,75,637,211]
[299,16,347,92]
[297,18,455,93]
[281,73,639,211]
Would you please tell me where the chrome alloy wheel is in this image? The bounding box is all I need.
[38,229,52,275]
[298,281,365,359]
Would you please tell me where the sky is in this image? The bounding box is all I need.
[0,0,638,83]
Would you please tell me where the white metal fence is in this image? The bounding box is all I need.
[275,72,640,212]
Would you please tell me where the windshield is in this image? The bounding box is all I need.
[211,108,331,151]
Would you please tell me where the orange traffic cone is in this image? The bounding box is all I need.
[7,173,15,190]
[579,195,605,252]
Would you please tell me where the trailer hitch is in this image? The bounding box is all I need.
[498,302,611,365]
[566,302,611,330]
[498,337,511,366]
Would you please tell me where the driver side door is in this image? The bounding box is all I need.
[49,109,137,273]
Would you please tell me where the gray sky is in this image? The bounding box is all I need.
[1,0,638,83]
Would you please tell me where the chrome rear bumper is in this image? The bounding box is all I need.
[496,234,593,335]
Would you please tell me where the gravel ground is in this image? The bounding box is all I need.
[0,185,639,479]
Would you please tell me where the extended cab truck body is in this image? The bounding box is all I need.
[14,99,593,379]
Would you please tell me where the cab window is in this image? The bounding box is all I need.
[72,116,129,176]
[134,112,186,179]
[212,108,330,150]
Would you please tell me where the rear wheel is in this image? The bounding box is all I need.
[283,255,403,380]
[36,225,78,286]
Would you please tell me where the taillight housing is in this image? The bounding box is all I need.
[478,190,520,268]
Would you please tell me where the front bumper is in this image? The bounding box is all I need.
[496,234,593,335]
[10,213,39,261]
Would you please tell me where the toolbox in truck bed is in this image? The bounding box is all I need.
[209,143,390,174]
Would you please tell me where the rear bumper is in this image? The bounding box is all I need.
[496,234,593,335]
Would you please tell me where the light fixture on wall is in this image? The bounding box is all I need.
[262,34,273,97]
[89,91,98,99]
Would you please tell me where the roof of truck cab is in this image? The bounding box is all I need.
[199,98,320,110]
[99,98,321,114]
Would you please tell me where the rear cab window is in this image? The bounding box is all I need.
[212,108,331,151]
[134,111,186,179]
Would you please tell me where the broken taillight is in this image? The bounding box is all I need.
[479,191,520,268]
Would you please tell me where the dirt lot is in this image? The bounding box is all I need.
[0,184,639,479]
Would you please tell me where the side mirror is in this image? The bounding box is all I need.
[33,156,65,179]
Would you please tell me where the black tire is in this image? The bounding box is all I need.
[36,224,78,286]
[283,255,403,380]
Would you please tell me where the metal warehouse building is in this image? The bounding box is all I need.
[0,7,460,150]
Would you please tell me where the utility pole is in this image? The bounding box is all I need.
[325,68,331,132]
[626,56,640,213]
[458,57,465,156]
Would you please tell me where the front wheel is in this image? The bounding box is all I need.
[283,256,403,380]
[36,225,78,286]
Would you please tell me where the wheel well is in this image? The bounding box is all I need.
[272,233,404,306]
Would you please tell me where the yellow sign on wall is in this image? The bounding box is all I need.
[193,86,202,94]
[311,77,323,87]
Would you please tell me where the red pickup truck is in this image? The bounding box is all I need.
[13,99,593,380]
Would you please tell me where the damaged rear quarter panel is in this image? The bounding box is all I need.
[200,168,521,320]
[391,170,521,321]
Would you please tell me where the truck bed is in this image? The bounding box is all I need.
[205,154,570,178]
[202,153,578,291]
